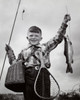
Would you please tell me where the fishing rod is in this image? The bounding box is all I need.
[0,0,21,80]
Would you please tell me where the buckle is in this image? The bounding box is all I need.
[35,66,40,70]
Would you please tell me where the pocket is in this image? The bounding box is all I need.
[25,67,38,80]
[25,68,38,86]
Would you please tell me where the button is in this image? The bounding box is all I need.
[35,66,40,70]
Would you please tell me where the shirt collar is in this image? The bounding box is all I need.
[27,43,42,48]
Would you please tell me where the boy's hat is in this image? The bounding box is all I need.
[28,26,42,34]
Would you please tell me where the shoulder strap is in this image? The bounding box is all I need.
[25,46,41,64]
[32,54,41,64]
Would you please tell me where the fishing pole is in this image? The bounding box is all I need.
[0,0,21,80]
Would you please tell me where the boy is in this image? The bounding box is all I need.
[5,14,71,100]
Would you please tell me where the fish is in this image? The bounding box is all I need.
[64,35,74,73]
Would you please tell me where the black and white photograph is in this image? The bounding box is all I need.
[0,0,80,100]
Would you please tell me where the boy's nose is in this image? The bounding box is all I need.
[32,36,36,38]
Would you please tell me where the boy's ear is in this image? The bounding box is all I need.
[40,37,43,40]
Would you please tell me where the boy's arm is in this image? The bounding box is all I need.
[17,51,24,61]
[57,14,71,39]
[5,44,25,64]
[5,44,16,65]
[46,14,71,52]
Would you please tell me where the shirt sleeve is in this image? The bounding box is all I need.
[45,22,68,52]
[17,50,24,61]
[6,47,16,65]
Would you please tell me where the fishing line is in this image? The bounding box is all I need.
[65,1,80,65]
[0,0,21,80]
[22,9,25,20]
[65,0,71,39]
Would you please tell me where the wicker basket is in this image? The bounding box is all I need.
[5,60,25,92]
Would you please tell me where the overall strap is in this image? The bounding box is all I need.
[25,46,41,64]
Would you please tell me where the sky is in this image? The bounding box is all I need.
[0,0,80,94]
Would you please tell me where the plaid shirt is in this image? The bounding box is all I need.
[17,23,68,68]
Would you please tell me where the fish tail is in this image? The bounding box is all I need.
[66,63,73,73]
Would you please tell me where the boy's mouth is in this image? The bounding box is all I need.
[30,40,37,43]
[30,39,37,42]
[30,40,39,45]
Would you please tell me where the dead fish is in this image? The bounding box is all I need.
[64,35,74,73]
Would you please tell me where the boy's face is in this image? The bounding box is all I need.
[27,32,42,45]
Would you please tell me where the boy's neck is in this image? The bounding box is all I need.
[29,43,40,46]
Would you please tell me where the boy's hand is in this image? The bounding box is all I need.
[5,44,12,52]
[63,14,71,23]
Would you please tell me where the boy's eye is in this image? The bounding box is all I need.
[35,35,38,37]
[30,35,33,37]
[29,35,39,37]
